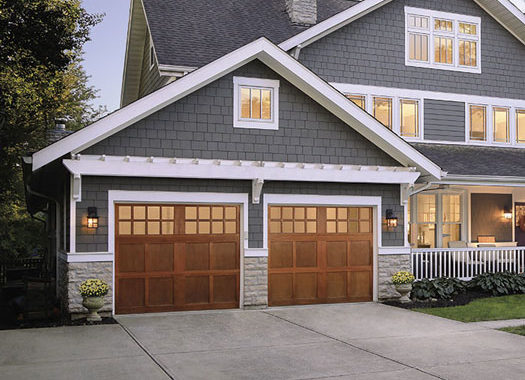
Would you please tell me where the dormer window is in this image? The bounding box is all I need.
[405,7,481,73]
[233,77,279,130]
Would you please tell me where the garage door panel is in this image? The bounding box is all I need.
[348,271,372,299]
[185,276,210,304]
[148,277,174,306]
[211,242,238,270]
[270,241,293,268]
[327,272,347,299]
[326,241,347,268]
[185,242,210,271]
[295,273,318,300]
[147,244,174,272]
[269,273,293,303]
[296,241,317,268]
[118,278,145,308]
[119,244,145,273]
[213,275,237,303]
[349,240,372,266]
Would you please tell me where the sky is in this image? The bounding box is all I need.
[82,0,525,113]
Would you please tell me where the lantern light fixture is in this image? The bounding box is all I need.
[386,209,398,228]
[87,207,99,228]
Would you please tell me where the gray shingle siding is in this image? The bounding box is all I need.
[299,0,525,100]
[83,60,400,167]
[76,176,404,252]
[424,100,465,142]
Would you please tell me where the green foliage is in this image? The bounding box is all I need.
[411,277,467,301]
[468,272,525,296]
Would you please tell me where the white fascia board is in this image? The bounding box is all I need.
[158,64,198,76]
[62,156,421,185]
[474,0,525,46]
[278,0,393,51]
[438,174,525,187]
[33,37,442,179]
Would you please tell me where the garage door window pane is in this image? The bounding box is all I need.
[119,221,131,235]
[147,206,160,220]
[161,206,174,220]
[162,221,174,235]
[134,206,146,220]
[148,221,160,235]
[185,221,197,234]
[185,207,197,220]
[134,221,146,235]
[119,206,131,220]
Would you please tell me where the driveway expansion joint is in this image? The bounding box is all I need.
[263,311,445,380]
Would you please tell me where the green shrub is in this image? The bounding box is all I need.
[412,277,467,301]
[468,272,525,296]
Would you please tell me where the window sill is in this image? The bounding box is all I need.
[234,120,279,130]
[406,60,481,74]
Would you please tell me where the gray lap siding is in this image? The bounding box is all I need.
[75,176,404,252]
[299,0,525,100]
[82,60,400,168]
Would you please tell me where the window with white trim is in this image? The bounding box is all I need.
[400,99,419,138]
[517,109,525,144]
[405,7,481,73]
[233,77,279,130]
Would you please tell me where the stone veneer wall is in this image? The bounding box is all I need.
[59,260,113,316]
[378,254,411,300]
[243,257,268,308]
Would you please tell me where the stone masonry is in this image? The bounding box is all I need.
[60,260,113,317]
[285,0,317,25]
[378,254,411,300]
[244,257,268,308]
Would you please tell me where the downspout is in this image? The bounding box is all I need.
[291,44,303,60]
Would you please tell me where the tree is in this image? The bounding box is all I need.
[0,0,103,257]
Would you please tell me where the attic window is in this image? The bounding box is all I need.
[150,44,155,69]
[405,7,481,74]
[233,77,279,130]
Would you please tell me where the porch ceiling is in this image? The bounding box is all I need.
[411,143,525,179]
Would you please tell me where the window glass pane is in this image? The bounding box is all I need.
[459,40,477,67]
[409,15,428,29]
[443,195,461,223]
[417,194,436,223]
[409,33,429,62]
[493,107,509,143]
[251,88,261,119]
[416,224,436,248]
[346,95,366,110]
[470,105,486,141]
[261,89,272,120]
[517,110,525,144]
[459,22,477,35]
[240,88,251,118]
[373,97,392,129]
[434,19,453,32]
[434,36,453,64]
[443,224,461,248]
[400,99,419,137]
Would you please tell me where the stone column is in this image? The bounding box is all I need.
[243,257,268,308]
[378,254,411,300]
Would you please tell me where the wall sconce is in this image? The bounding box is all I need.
[503,207,512,220]
[386,209,398,228]
[87,207,99,228]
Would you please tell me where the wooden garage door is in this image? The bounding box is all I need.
[268,206,373,306]
[115,204,240,314]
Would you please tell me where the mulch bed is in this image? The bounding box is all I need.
[384,290,492,309]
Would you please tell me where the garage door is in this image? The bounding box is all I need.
[268,206,373,306]
[115,204,240,314]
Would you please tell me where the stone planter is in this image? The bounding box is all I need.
[394,283,412,303]
[82,296,104,321]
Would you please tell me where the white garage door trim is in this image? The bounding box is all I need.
[107,190,249,315]
[262,193,381,302]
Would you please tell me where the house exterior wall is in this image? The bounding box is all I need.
[138,30,169,99]
[424,100,466,142]
[83,60,400,168]
[75,176,405,252]
[299,0,525,100]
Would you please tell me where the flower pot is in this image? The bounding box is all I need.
[394,283,412,303]
[82,296,104,322]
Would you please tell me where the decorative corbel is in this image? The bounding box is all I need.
[252,178,264,204]
[400,183,411,206]
[72,173,82,202]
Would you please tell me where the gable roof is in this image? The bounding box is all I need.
[31,38,443,179]
[279,0,525,50]
[143,0,358,68]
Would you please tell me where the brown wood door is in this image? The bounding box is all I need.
[268,206,373,306]
[115,204,240,314]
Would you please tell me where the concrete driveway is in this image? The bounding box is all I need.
[2,303,525,379]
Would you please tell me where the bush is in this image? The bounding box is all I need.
[391,271,415,285]
[468,272,525,296]
[411,277,467,301]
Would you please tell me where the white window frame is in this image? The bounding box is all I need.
[149,39,155,70]
[409,190,467,249]
[466,103,517,146]
[405,7,481,74]
[233,76,279,130]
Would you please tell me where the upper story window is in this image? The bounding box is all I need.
[373,97,393,130]
[400,99,419,138]
[346,94,366,110]
[517,110,525,144]
[233,77,279,130]
[405,7,481,74]
[150,41,155,69]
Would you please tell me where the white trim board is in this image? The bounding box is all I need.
[107,190,250,314]
[262,193,382,302]
[63,156,421,185]
[233,76,280,130]
[31,38,442,179]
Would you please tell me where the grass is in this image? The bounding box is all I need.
[414,294,525,322]
[499,325,525,336]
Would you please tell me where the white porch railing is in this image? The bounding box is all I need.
[411,247,525,280]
